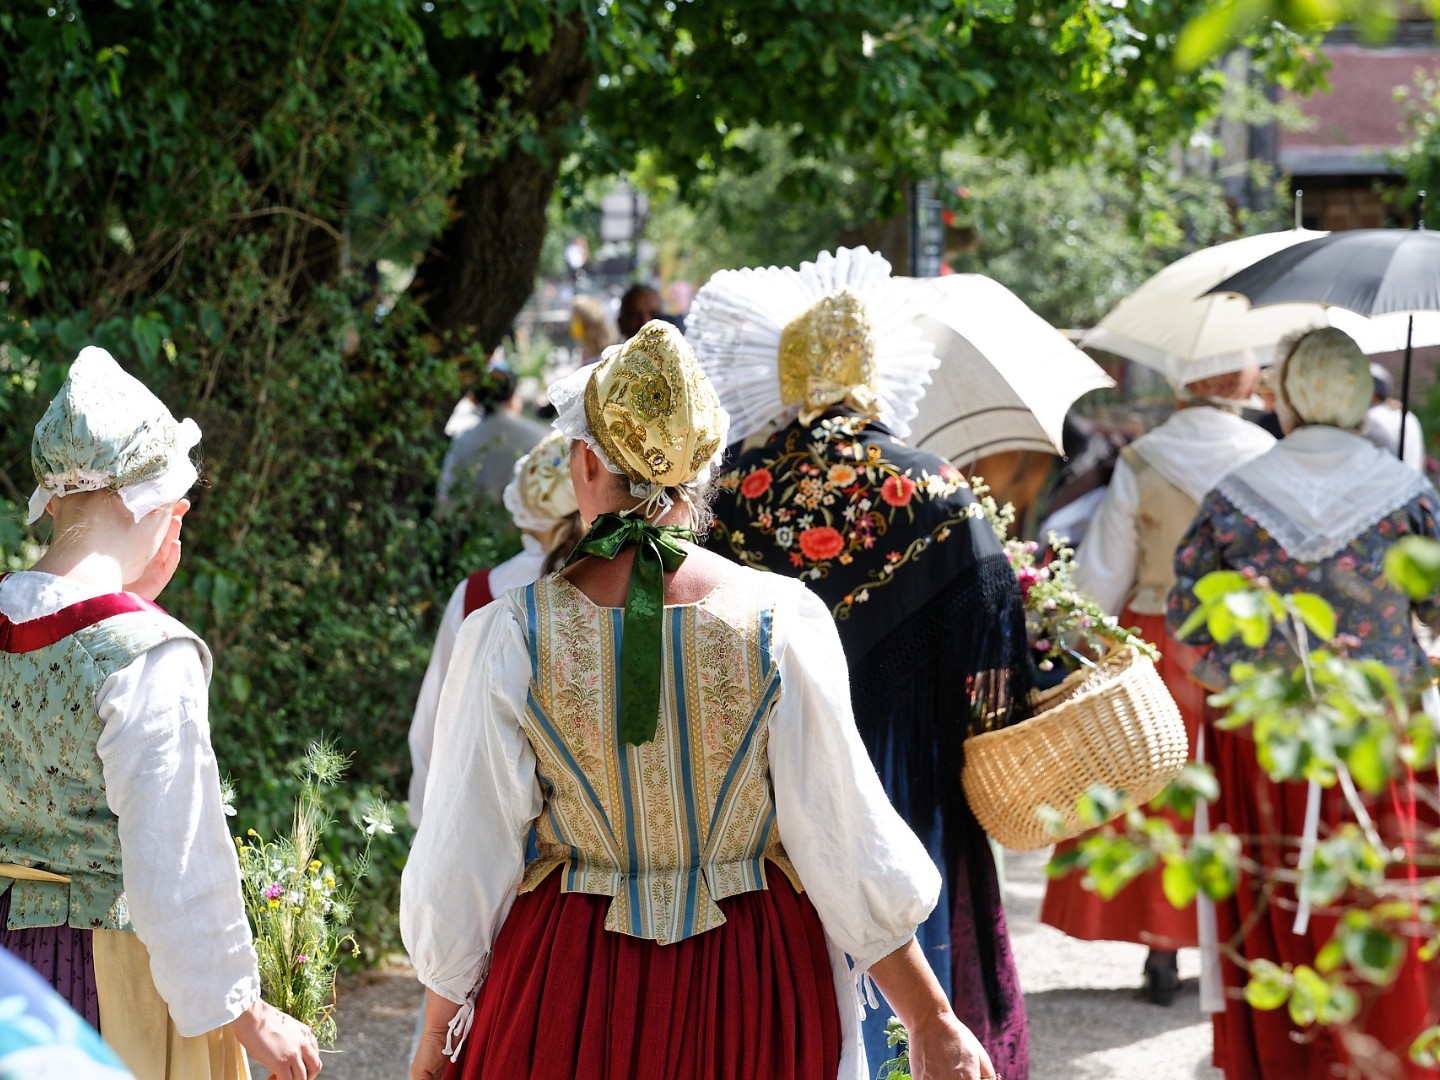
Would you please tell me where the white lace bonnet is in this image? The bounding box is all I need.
[29,346,201,524]
[684,246,941,443]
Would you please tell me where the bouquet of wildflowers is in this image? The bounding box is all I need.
[970,477,1157,681]
[224,741,394,1048]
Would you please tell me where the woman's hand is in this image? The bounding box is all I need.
[410,988,462,1080]
[907,1011,996,1080]
[409,1028,451,1080]
[125,499,189,600]
[231,998,322,1080]
[866,937,998,1080]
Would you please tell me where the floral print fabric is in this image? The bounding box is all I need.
[1,609,201,931]
[710,414,984,623]
[1168,487,1440,690]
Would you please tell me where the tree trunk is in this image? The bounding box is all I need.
[412,16,592,351]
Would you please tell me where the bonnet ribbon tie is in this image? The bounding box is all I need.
[565,512,695,744]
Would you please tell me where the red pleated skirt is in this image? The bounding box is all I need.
[449,863,842,1080]
[1040,611,1205,948]
[1207,719,1440,1080]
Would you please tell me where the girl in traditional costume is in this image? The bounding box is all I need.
[0,348,320,1080]
[1169,328,1440,1079]
[685,248,1033,1078]
[408,429,581,827]
[1040,364,1274,1004]
[402,320,996,1080]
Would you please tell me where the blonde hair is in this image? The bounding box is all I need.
[571,295,617,361]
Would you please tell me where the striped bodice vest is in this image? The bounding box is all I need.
[511,575,799,945]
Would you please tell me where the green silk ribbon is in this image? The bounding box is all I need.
[565,513,695,744]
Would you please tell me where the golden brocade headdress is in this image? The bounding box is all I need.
[502,429,579,534]
[548,319,729,514]
[685,246,940,443]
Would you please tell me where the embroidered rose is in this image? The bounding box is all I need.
[740,468,773,499]
[881,474,917,507]
[798,525,845,562]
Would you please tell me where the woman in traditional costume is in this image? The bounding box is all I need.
[408,429,581,827]
[0,348,320,1080]
[402,320,997,1080]
[686,248,1033,1078]
[1040,364,1274,1004]
[1168,328,1440,1079]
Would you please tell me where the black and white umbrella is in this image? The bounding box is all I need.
[1208,228,1440,455]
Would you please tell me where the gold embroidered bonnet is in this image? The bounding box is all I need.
[685,246,940,443]
[549,320,729,498]
[503,430,579,533]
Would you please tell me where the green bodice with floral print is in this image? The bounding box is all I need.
[0,610,205,931]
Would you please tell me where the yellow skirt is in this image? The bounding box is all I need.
[93,930,250,1080]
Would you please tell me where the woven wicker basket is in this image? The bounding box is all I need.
[961,645,1188,851]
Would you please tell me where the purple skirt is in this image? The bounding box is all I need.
[0,885,99,1029]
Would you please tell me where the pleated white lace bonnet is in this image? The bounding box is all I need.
[684,246,940,443]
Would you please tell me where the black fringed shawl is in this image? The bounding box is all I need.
[708,412,1035,1072]
[706,412,1033,834]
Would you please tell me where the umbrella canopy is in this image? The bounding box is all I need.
[1206,229,1440,316]
[896,274,1114,466]
[1207,228,1440,458]
[1081,229,1350,385]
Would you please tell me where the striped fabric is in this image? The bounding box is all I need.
[511,576,800,945]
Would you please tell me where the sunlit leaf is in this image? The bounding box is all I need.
[1289,592,1336,642]
[1244,958,1292,1010]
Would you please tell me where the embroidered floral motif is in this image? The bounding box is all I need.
[711,415,980,618]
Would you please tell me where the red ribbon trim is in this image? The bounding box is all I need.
[0,582,166,654]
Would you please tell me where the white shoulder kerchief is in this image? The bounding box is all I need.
[1218,425,1432,562]
[1129,406,1275,504]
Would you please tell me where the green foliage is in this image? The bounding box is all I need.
[875,1017,912,1080]
[1049,558,1440,1065]
[1386,535,1440,602]
[0,2,519,962]
[594,0,1319,210]
[1181,570,1426,792]
[1176,0,1429,71]
[943,140,1290,328]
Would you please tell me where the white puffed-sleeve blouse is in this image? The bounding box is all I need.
[401,572,940,1079]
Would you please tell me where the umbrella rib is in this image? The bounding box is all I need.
[914,405,1047,446]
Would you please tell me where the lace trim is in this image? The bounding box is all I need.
[1217,468,1427,563]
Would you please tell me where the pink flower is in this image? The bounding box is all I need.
[263,883,284,901]
[295,954,308,966]
[1015,565,1042,600]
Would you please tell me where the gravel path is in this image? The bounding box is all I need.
[315,847,1224,1080]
